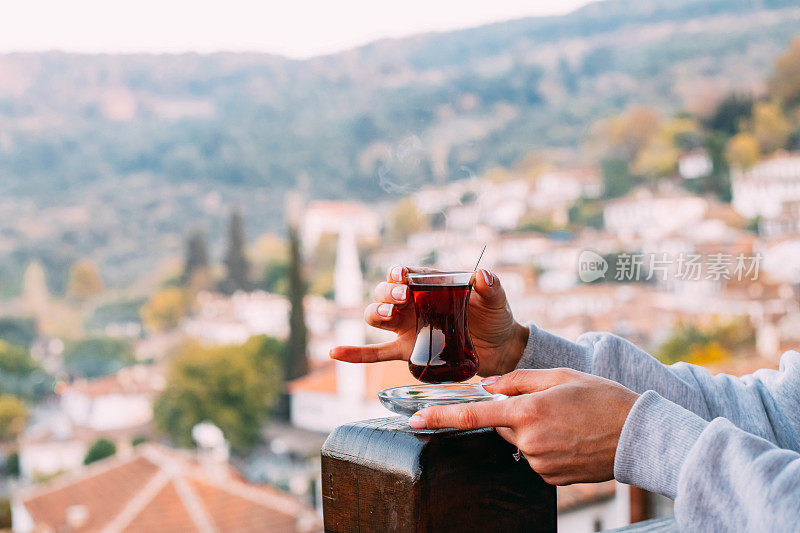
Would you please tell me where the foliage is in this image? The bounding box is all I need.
[0,340,52,401]
[0,317,37,348]
[181,230,211,290]
[83,438,116,465]
[602,106,661,160]
[0,395,28,441]
[703,93,753,136]
[285,224,309,382]
[769,36,800,106]
[4,451,20,477]
[220,209,252,294]
[153,336,283,450]
[140,287,192,332]
[84,298,145,332]
[131,435,147,447]
[0,499,10,530]
[568,199,604,229]
[63,337,134,378]
[66,259,104,300]
[516,215,557,234]
[656,317,755,364]
[725,132,760,170]
[387,198,427,243]
[600,158,634,199]
[261,260,290,296]
[752,101,791,154]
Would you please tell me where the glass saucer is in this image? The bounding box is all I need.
[378,383,503,417]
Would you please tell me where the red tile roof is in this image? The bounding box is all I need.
[557,481,616,512]
[15,444,321,533]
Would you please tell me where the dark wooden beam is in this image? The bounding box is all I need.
[321,416,556,533]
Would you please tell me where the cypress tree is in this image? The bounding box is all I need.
[221,209,251,293]
[181,230,209,285]
[284,222,308,381]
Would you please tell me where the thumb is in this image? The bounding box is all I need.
[481,368,581,396]
[472,269,508,308]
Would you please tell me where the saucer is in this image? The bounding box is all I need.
[378,383,503,417]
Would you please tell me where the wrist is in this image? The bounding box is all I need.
[504,321,529,373]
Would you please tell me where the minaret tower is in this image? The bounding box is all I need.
[334,224,366,402]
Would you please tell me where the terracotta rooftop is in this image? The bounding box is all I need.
[557,481,616,513]
[14,444,321,533]
[66,365,166,398]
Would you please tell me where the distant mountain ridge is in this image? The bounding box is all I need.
[0,0,798,292]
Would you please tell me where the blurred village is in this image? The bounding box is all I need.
[1,34,800,533]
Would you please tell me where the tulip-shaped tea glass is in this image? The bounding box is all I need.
[378,271,501,418]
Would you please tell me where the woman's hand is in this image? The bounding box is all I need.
[408,369,639,485]
[330,265,529,377]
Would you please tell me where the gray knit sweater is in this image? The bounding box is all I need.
[517,325,800,532]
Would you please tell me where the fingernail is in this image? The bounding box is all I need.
[481,375,499,385]
[391,266,404,282]
[409,415,427,429]
[391,285,407,301]
[377,303,394,317]
[481,269,494,286]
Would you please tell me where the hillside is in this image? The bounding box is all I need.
[0,0,799,292]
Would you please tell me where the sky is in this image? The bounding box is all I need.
[1,0,593,58]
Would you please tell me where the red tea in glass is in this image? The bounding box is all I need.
[407,272,478,383]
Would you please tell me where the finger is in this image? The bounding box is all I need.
[373,282,410,306]
[481,368,582,396]
[330,341,407,363]
[496,426,517,445]
[472,269,510,310]
[410,399,515,430]
[364,303,398,328]
[386,264,439,283]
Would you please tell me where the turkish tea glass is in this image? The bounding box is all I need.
[406,271,479,383]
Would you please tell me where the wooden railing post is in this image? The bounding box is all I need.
[321,417,556,532]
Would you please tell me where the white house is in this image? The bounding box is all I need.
[731,152,800,219]
[678,150,713,180]
[603,188,708,242]
[61,365,164,431]
[300,200,381,253]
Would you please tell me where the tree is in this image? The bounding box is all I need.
[153,335,283,450]
[284,224,309,382]
[601,158,634,199]
[140,287,192,332]
[752,101,791,154]
[703,93,753,136]
[726,132,760,170]
[0,395,28,441]
[387,198,426,243]
[83,438,116,465]
[221,209,251,294]
[66,259,104,300]
[0,317,37,349]
[603,106,661,160]
[769,36,800,107]
[0,340,51,401]
[63,337,134,378]
[181,230,212,290]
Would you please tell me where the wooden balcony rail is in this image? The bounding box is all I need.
[321,416,556,533]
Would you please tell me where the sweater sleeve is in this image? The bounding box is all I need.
[614,390,800,531]
[516,324,800,450]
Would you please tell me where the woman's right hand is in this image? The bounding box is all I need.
[330,265,530,377]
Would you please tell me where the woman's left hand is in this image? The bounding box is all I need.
[409,369,639,485]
